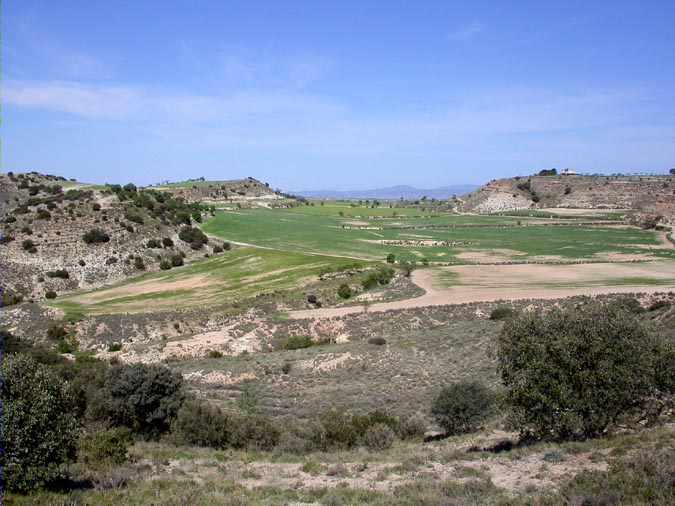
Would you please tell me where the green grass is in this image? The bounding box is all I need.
[201,206,675,264]
[49,247,371,316]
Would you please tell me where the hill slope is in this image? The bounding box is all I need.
[460,174,675,222]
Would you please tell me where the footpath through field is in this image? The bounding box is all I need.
[289,261,675,319]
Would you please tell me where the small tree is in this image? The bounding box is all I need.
[497,301,674,440]
[386,253,396,264]
[431,381,495,435]
[90,363,184,438]
[0,354,79,492]
[337,283,352,299]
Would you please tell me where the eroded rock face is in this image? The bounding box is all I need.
[461,174,675,220]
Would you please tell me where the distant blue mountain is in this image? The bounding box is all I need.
[296,184,479,200]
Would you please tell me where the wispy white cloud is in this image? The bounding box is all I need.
[449,21,485,42]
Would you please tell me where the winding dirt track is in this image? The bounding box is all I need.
[289,261,675,320]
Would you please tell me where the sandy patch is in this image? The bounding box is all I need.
[455,248,527,263]
[184,371,257,386]
[74,275,212,303]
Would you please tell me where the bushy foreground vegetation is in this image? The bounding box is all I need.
[2,298,673,500]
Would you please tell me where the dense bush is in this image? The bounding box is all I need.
[78,428,132,468]
[313,409,400,450]
[431,381,495,435]
[146,238,162,248]
[363,423,395,451]
[162,237,174,248]
[386,253,396,263]
[212,244,224,253]
[83,228,110,244]
[228,413,280,451]
[368,337,387,346]
[159,258,172,270]
[45,290,57,299]
[22,238,36,252]
[0,354,79,492]
[362,267,395,289]
[497,301,675,440]
[178,226,208,249]
[170,399,230,448]
[283,335,313,350]
[337,283,352,299]
[133,256,146,270]
[489,306,515,320]
[89,363,184,438]
[170,254,184,267]
[47,324,68,340]
[47,269,70,279]
[397,412,427,439]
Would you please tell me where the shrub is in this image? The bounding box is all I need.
[397,412,427,439]
[206,349,223,358]
[79,428,132,468]
[0,354,78,492]
[431,382,495,435]
[92,202,102,211]
[124,211,144,225]
[170,399,229,448]
[90,363,184,438]
[497,301,675,440]
[368,337,387,346]
[559,448,675,505]
[45,290,57,299]
[313,409,359,450]
[170,254,184,267]
[386,253,396,263]
[283,335,313,350]
[228,413,280,451]
[212,244,224,253]
[36,208,52,220]
[47,269,70,279]
[83,228,110,244]
[363,423,395,451]
[159,258,172,270]
[337,283,352,299]
[178,226,208,248]
[162,237,174,248]
[22,238,35,251]
[146,238,162,248]
[489,306,515,320]
[108,342,122,352]
[133,256,146,270]
[282,362,292,374]
[222,241,232,251]
[47,324,68,340]
[106,256,118,265]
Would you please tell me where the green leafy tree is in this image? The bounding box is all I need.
[0,354,79,492]
[89,363,184,438]
[497,301,674,440]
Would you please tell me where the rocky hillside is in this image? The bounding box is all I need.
[461,174,675,220]
[152,177,285,205]
[0,172,228,302]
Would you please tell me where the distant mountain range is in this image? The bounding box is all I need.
[296,184,480,200]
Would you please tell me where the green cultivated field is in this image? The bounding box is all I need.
[52,247,368,316]
[201,204,675,263]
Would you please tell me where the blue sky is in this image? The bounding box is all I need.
[3,1,675,190]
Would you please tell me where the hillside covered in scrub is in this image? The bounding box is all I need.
[460,172,675,222]
[0,171,231,302]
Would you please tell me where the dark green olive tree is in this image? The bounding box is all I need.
[0,354,79,492]
[497,301,674,440]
